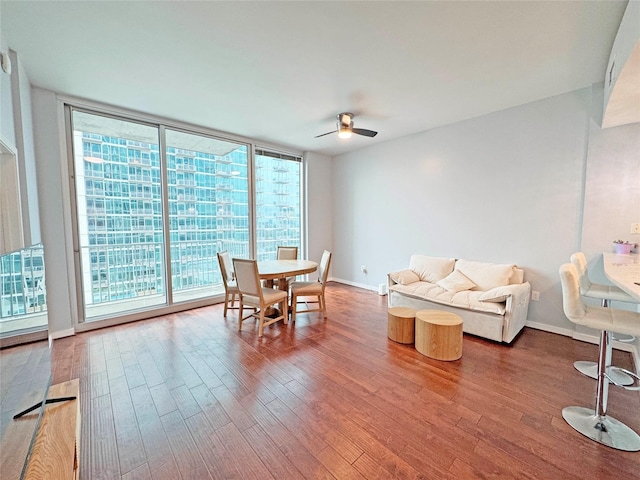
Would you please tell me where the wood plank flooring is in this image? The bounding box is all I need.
[2,282,640,479]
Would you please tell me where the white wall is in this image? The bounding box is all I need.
[31,88,76,336]
[582,120,640,286]
[331,86,640,335]
[305,151,333,269]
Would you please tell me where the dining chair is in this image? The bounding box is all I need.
[277,246,298,260]
[233,258,289,337]
[276,245,299,287]
[217,251,239,317]
[570,252,637,385]
[290,250,332,323]
[558,263,640,451]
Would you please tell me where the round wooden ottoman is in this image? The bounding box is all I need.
[387,307,416,344]
[415,310,463,360]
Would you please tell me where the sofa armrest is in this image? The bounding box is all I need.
[501,282,531,343]
[479,282,530,304]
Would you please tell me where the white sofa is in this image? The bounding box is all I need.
[388,255,531,343]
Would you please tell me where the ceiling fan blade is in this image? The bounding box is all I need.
[314,130,338,138]
[352,128,378,137]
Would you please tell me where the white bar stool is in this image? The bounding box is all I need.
[559,263,640,451]
[570,252,637,385]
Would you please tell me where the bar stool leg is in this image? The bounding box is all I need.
[563,330,640,451]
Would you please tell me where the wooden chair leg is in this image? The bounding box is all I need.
[284,299,289,323]
[238,302,244,331]
[258,311,265,337]
[223,293,229,317]
[321,294,327,318]
[291,293,297,323]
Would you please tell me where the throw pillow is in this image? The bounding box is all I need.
[436,269,477,293]
[409,255,456,283]
[389,269,420,285]
[454,259,515,291]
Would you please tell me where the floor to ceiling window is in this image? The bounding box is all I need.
[68,107,302,326]
[71,112,168,321]
[165,129,249,303]
[255,149,302,260]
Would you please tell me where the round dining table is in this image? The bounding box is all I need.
[257,259,318,317]
[258,259,318,288]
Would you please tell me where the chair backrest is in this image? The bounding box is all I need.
[570,252,592,294]
[233,258,262,298]
[559,263,587,323]
[217,251,234,286]
[277,246,298,260]
[318,250,332,286]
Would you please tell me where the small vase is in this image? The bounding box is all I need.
[614,243,632,254]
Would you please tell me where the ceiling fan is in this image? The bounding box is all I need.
[315,112,378,139]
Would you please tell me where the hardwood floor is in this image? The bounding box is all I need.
[2,282,640,479]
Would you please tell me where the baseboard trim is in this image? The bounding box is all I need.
[525,321,574,338]
[329,277,380,293]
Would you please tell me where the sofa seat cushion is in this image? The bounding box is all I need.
[389,282,506,315]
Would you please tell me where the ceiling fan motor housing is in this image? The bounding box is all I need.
[338,112,354,130]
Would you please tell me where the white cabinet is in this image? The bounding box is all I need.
[602,1,640,128]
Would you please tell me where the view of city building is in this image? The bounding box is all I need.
[0,244,46,320]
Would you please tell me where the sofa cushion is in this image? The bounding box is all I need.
[454,259,515,291]
[389,269,420,285]
[436,270,476,293]
[409,255,455,283]
[389,282,506,315]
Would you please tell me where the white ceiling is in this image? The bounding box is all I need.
[1,1,628,156]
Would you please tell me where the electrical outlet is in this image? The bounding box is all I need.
[631,223,640,235]
[531,291,540,301]
[360,265,367,273]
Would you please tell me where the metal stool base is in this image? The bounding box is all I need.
[562,406,640,451]
[613,333,636,343]
[573,361,634,386]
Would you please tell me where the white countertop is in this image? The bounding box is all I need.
[602,252,640,302]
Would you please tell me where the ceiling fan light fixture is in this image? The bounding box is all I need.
[314,112,377,139]
[338,127,352,139]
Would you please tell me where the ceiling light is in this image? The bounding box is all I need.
[338,128,352,139]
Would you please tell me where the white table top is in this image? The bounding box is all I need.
[602,252,640,302]
[257,259,318,280]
